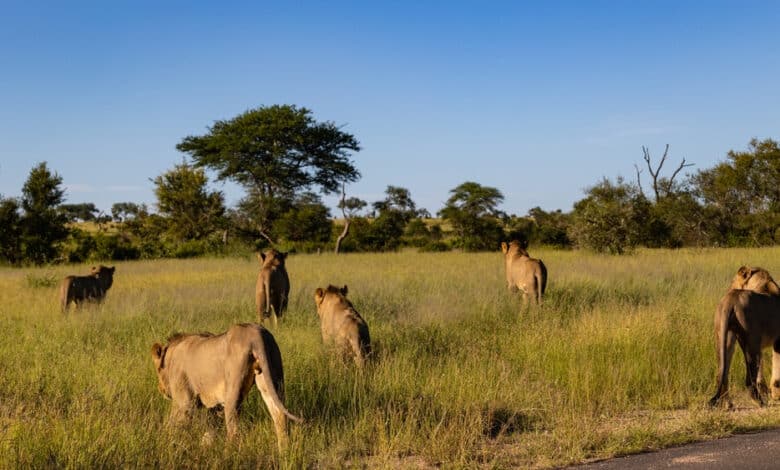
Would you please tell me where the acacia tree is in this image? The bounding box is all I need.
[372,185,421,222]
[153,162,226,242]
[176,104,361,243]
[111,202,145,222]
[439,181,505,251]
[365,185,425,251]
[19,162,70,264]
[60,203,98,222]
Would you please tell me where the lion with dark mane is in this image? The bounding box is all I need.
[59,265,116,312]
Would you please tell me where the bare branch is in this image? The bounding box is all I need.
[667,158,695,193]
[643,144,669,200]
[634,164,645,197]
[641,144,693,200]
[258,229,275,246]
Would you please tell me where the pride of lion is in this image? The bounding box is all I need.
[54,240,780,449]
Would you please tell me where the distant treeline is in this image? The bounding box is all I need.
[1,104,778,265]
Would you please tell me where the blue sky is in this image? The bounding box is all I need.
[1,1,779,216]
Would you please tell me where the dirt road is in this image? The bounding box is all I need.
[571,428,780,469]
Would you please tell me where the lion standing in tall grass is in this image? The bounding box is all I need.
[59,265,116,312]
[501,241,547,307]
[723,265,780,394]
[150,323,303,451]
[255,249,290,326]
[709,289,780,408]
[313,285,372,367]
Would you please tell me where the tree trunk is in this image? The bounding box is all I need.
[258,228,275,246]
[334,183,350,254]
[334,219,350,254]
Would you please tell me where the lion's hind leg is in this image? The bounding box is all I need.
[745,339,766,406]
[771,338,780,400]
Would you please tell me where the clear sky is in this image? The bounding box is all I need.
[1,1,779,216]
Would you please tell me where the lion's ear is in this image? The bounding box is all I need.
[341,285,348,296]
[258,252,266,263]
[280,252,288,260]
[151,343,164,359]
[109,266,115,273]
[91,266,98,273]
[501,242,508,254]
[314,288,324,303]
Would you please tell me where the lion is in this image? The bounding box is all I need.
[501,241,547,307]
[709,289,780,408]
[59,265,116,312]
[150,323,303,451]
[727,266,780,392]
[255,249,290,327]
[730,265,780,296]
[313,285,372,367]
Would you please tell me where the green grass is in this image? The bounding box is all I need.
[3,248,780,468]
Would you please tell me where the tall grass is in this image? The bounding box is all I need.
[2,247,780,467]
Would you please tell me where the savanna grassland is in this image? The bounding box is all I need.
[3,248,780,469]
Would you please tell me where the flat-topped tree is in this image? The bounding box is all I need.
[176,105,361,243]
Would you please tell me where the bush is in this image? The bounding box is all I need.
[92,233,141,261]
[62,229,97,263]
[170,239,210,259]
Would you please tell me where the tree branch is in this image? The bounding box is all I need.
[667,157,695,194]
[634,164,644,197]
[334,183,349,254]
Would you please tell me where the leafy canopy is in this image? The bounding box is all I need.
[439,181,505,251]
[176,104,361,197]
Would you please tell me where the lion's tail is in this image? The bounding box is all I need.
[59,276,73,312]
[264,277,272,318]
[538,261,548,300]
[252,332,304,424]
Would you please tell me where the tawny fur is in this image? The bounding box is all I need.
[730,265,780,296]
[313,285,372,367]
[151,323,302,451]
[255,249,290,326]
[726,265,780,390]
[501,241,547,307]
[709,290,780,408]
